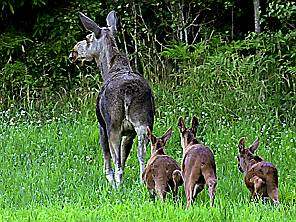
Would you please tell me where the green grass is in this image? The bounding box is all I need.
[0,85,295,221]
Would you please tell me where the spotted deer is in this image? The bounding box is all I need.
[69,11,155,187]
[142,127,183,201]
[237,137,279,204]
[178,116,217,208]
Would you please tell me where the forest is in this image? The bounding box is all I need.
[0,0,295,221]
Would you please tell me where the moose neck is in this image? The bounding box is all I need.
[95,33,131,82]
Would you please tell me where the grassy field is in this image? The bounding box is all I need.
[0,84,295,221]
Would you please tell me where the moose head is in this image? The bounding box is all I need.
[69,11,118,67]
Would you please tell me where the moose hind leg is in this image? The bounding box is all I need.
[99,125,115,186]
[109,129,123,187]
[135,126,147,182]
[121,132,136,169]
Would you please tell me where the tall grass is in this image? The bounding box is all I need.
[0,83,295,221]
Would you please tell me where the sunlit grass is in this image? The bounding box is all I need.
[0,84,295,221]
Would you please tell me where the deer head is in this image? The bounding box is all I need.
[146,127,173,155]
[237,137,263,173]
[177,116,199,150]
[69,11,118,66]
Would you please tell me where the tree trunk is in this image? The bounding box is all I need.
[253,0,261,33]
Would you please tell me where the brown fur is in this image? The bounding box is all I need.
[142,127,183,200]
[178,117,217,208]
[237,137,279,204]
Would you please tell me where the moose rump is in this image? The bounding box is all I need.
[97,72,154,186]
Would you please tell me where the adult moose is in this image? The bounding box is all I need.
[69,11,155,187]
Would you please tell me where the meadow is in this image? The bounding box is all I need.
[0,82,295,222]
[1,0,295,221]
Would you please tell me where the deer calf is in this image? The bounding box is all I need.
[178,116,217,208]
[237,137,279,204]
[142,127,183,200]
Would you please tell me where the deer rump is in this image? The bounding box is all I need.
[96,72,154,133]
[245,161,278,196]
[182,145,216,196]
[143,155,181,195]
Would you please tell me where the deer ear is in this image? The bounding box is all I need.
[106,10,118,33]
[161,128,173,144]
[79,12,101,37]
[146,126,156,144]
[238,137,245,153]
[191,116,199,135]
[249,138,259,153]
[178,117,186,132]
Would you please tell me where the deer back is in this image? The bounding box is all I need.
[143,154,181,192]
[245,161,278,186]
[182,144,216,179]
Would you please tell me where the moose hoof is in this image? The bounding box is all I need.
[115,171,123,187]
[106,171,116,187]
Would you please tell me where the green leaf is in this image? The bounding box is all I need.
[8,2,14,14]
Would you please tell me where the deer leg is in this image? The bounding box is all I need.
[172,170,183,202]
[121,132,136,169]
[252,176,264,201]
[149,189,156,201]
[155,187,166,201]
[172,186,178,202]
[207,179,217,207]
[267,186,279,205]
[203,171,217,207]
[99,125,115,186]
[185,182,195,209]
[109,129,123,187]
[135,126,147,182]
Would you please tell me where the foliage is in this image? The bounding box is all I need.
[0,0,295,122]
[263,0,296,30]
[160,30,296,123]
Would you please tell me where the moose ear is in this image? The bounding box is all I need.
[161,128,173,144]
[191,116,199,135]
[238,137,245,153]
[178,117,186,132]
[249,138,259,153]
[79,12,101,37]
[147,126,156,144]
[106,10,118,33]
